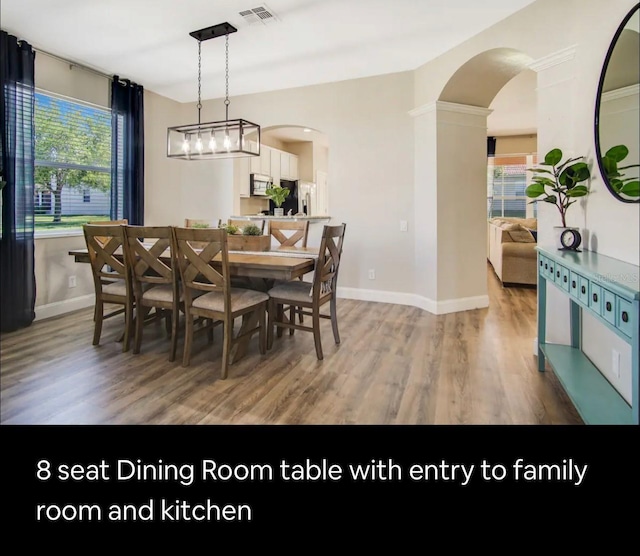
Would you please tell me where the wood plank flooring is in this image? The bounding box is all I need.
[0,265,582,424]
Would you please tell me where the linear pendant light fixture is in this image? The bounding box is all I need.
[167,22,260,160]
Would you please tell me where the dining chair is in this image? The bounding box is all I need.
[124,225,182,362]
[89,219,128,251]
[269,219,309,248]
[172,227,269,379]
[83,223,134,352]
[184,218,214,228]
[267,223,346,360]
[269,219,311,326]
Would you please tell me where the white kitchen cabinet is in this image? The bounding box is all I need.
[280,152,290,179]
[236,157,251,197]
[289,155,298,180]
[270,149,281,185]
[250,146,261,174]
[260,146,271,176]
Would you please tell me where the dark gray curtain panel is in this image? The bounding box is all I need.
[0,30,36,332]
[111,76,144,225]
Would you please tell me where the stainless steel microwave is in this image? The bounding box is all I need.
[250,173,272,196]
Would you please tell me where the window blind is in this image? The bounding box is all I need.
[34,90,112,232]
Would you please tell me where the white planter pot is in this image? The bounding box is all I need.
[274,208,284,217]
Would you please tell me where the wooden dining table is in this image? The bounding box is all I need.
[68,244,318,363]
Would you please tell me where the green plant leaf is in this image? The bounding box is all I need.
[620,181,640,196]
[609,178,623,192]
[565,185,588,197]
[525,183,546,197]
[542,195,558,204]
[602,156,618,176]
[559,162,590,187]
[543,148,563,166]
[605,145,628,162]
[532,177,556,187]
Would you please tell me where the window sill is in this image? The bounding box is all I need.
[35,230,84,240]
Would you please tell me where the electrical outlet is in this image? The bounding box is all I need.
[612,349,621,379]
[368,269,375,280]
[400,220,408,232]
[68,275,77,288]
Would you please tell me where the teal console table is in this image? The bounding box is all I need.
[536,246,639,425]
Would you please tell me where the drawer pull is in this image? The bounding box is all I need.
[593,293,598,302]
[550,266,554,274]
[571,280,576,288]
[606,301,612,312]
[557,270,561,278]
[544,263,548,270]
[540,260,544,267]
[581,285,586,294]
[622,311,629,323]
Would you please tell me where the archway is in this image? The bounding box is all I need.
[262,125,330,215]
[414,47,535,312]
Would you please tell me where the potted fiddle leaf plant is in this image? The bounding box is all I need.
[525,148,591,251]
[265,184,290,217]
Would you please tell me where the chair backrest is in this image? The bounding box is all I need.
[172,227,231,307]
[124,226,176,291]
[269,219,309,247]
[83,224,130,290]
[312,224,346,300]
[184,218,214,228]
[89,219,128,245]
[229,218,265,234]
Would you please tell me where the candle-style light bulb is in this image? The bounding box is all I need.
[209,133,217,152]
[182,134,190,153]
[224,132,231,151]
[195,135,203,153]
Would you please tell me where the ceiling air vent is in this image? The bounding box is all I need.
[239,5,278,26]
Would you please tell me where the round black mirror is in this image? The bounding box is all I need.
[594,4,639,203]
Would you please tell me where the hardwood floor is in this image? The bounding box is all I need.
[0,265,582,425]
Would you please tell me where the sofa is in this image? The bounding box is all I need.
[487,217,538,286]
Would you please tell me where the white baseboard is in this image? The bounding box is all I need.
[337,287,489,315]
[35,294,95,322]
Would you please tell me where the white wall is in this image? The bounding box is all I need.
[153,72,416,294]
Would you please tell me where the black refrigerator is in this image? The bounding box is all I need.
[269,179,298,215]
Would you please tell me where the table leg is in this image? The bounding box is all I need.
[230,312,259,363]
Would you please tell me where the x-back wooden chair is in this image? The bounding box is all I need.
[83,223,134,352]
[124,225,181,361]
[172,227,269,379]
[269,219,309,248]
[267,223,346,360]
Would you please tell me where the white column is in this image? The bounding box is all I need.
[411,101,492,313]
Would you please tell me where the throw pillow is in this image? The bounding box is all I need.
[508,230,536,243]
[526,229,538,241]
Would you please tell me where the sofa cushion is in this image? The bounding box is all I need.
[508,229,536,243]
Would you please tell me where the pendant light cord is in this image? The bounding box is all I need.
[197,40,202,126]
[224,31,230,121]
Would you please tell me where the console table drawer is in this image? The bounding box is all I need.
[569,271,580,298]
[553,263,565,288]
[578,275,590,305]
[602,288,616,325]
[617,297,633,338]
[590,283,603,315]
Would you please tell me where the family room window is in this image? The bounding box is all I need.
[487,153,538,219]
